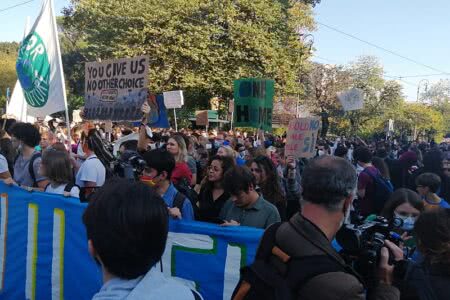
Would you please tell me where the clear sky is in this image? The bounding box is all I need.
[1,0,450,101]
[312,0,450,101]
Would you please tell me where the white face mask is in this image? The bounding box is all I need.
[318,150,325,156]
[395,213,415,231]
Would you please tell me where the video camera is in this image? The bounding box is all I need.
[112,150,146,181]
[336,216,404,287]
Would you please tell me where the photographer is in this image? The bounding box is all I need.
[233,156,402,300]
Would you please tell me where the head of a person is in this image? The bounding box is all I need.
[167,134,187,162]
[372,156,390,179]
[353,146,372,166]
[250,155,278,186]
[119,140,138,155]
[206,155,235,186]
[443,157,450,178]
[40,131,56,150]
[301,156,357,224]
[83,178,168,279]
[334,145,348,158]
[223,166,258,208]
[414,208,450,264]
[423,149,444,174]
[40,148,73,184]
[374,148,388,159]
[9,122,41,151]
[416,172,441,196]
[142,149,175,187]
[217,145,235,159]
[382,188,424,231]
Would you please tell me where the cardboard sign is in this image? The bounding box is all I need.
[84,56,149,121]
[233,78,274,131]
[163,90,184,109]
[285,117,320,158]
[146,94,170,128]
[196,110,209,126]
[337,88,364,111]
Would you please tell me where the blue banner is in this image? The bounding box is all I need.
[0,183,263,300]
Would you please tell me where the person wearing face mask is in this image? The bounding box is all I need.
[382,188,424,232]
[233,156,403,300]
[141,149,194,221]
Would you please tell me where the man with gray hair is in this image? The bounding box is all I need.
[233,156,402,300]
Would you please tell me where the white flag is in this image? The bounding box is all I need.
[7,17,36,123]
[15,0,67,118]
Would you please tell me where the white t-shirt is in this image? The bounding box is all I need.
[45,183,80,198]
[75,154,106,188]
[0,154,9,174]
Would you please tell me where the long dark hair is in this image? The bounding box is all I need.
[252,156,286,206]
[372,157,390,180]
[204,155,235,192]
[381,188,424,221]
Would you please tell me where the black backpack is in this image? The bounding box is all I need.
[362,169,394,214]
[14,152,42,188]
[174,178,199,216]
[232,222,356,300]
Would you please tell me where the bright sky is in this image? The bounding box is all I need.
[1,0,450,101]
[312,0,450,101]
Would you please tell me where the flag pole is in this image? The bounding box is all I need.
[50,0,72,152]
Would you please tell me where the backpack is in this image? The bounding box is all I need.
[174,178,199,216]
[232,222,350,300]
[14,152,42,188]
[362,168,394,214]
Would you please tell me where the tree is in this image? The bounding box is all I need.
[62,0,315,115]
[421,79,450,133]
[303,62,351,136]
[0,42,18,108]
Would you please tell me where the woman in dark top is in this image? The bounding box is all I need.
[250,156,287,221]
[197,155,235,223]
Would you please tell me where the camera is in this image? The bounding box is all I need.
[113,150,147,180]
[336,216,404,287]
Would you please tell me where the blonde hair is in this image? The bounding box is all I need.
[218,146,236,159]
[170,135,188,163]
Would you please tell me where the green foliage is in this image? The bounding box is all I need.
[62,0,315,113]
[421,79,450,134]
[0,42,18,102]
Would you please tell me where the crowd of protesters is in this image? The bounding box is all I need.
[0,114,449,300]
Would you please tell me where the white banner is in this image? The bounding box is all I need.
[15,0,67,118]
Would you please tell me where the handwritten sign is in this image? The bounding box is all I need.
[285,117,320,158]
[196,110,209,126]
[163,90,184,109]
[337,88,364,111]
[84,56,149,121]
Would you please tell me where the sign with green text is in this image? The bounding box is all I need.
[233,78,274,131]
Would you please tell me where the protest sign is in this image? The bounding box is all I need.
[163,90,184,109]
[72,109,82,123]
[233,78,274,131]
[285,117,320,158]
[196,110,209,126]
[229,99,235,113]
[0,183,262,300]
[337,88,364,111]
[84,56,149,121]
[146,94,170,128]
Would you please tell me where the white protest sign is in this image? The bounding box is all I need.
[163,90,184,109]
[72,109,82,123]
[337,88,364,111]
[285,117,320,158]
[84,56,149,121]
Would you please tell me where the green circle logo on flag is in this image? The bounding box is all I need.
[16,32,50,108]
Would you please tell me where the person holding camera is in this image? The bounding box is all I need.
[233,156,402,300]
